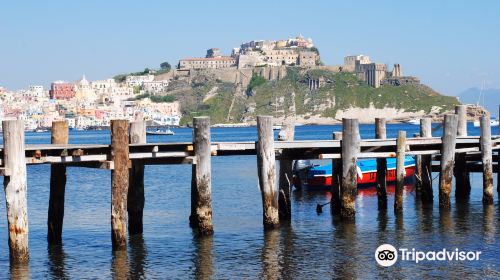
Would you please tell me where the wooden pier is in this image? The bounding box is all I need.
[1,105,499,263]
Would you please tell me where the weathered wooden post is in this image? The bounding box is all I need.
[480,115,494,205]
[420,118,433,203]
[375,118,387,209]
[2,119,29,263]
[256,116,279,229]
[128,121,146,235]
[394,131,406,211]
[455,105,471,199]
[48,120,69,245]
[330,131,342,214]
[111,119,130,250]
[439,114,458,209]
[278,120,295,220]
[413,132,422,196]
[340,118,359,219]
[498,105,500,194]
[189,117,214,235]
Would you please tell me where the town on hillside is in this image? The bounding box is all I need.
[0,35,420,131]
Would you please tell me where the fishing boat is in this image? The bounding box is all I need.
[293,156,415,189]
[146,128,175,135]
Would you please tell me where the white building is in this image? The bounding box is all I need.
[91,79,117,94]
[126,75,155,87]
[142,80,169,94]
[29,85,44,97]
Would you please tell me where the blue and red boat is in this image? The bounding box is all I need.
[293,156,416,189]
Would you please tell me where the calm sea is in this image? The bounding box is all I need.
[0,124,499,279]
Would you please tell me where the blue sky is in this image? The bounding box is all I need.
[1,0,499,95]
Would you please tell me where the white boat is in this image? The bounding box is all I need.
[146,128,175,135]
[473,119,499,127]
[273,125,282,131]
[405,119,420,125]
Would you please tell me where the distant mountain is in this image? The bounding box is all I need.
[458,88,500,116]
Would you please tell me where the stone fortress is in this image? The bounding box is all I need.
[172,35,421,90]
[178,35,319,70]
[344,55,420,88]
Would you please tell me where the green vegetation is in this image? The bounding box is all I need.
[246,74,267,93]
[151,67,459,125]
[128,92,176,103]
[133,85,141,94]
[160,62,171,72]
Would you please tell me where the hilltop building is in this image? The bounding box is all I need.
[126,75,155,87]
[344,55,370,72]
[179,35,320,70]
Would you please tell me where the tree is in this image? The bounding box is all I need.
[160,62,171,72]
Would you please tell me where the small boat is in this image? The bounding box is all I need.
[405,119,420,125]
[473,118,499,127]
[293,156,415,189]
[146,128,175,135]
[273,125,282,131]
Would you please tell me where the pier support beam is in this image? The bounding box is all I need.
[128,121,146,235]
[498,105,500,195]
[111,120,130,250]
[420,118,433,203]
[454,105,471,199]
[2,119,29,263]
[340,118,359,219]
[331,132,342,214]
[190,117,214,235]
[48,120,69,245]
[480,116,494,205]
[256,116,279,229]
[394,131,406,212]
[278,120,295,221]
[375,118,387,209]
[439,114,458,209]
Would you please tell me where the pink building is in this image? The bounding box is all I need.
[49,81,75,100]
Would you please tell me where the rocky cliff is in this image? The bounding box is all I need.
[160,67,459,125]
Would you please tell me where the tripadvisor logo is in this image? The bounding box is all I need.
[375,244,482,267]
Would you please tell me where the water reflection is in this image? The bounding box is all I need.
[454,200,470,234]
[483,204,495,243]
[261,229,280,280]
[9,263,29,280]
[47,245,68,279]
[332,217,357,279]
[439,208,453,235]
[111,249,129,280]
[129,234,148,279]
[192,234,214,280]
[279,223,296,279]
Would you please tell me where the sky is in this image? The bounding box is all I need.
[1,0,499,95]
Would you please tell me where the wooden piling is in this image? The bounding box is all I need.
[256,116,279,229]
[2,119,29,263]
[189,117,214,235]
[455,105,471,199]
[340,118,359,219]
[394,131,406,212]
[375,118,387,209]
[480,116,494,205]
[331,132,342,214]
[498,105,500,194]
[278,120,295,220]
[111,119,130,250]
[420,118,433,203]
[48,120,69,245]
[128,121,146,235]
[439,114,458,209]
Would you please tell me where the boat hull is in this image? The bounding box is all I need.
[293,157,416,190]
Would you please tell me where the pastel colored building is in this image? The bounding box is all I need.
[49,81,75,100]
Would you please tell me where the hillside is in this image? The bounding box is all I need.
[161,67,459,125]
